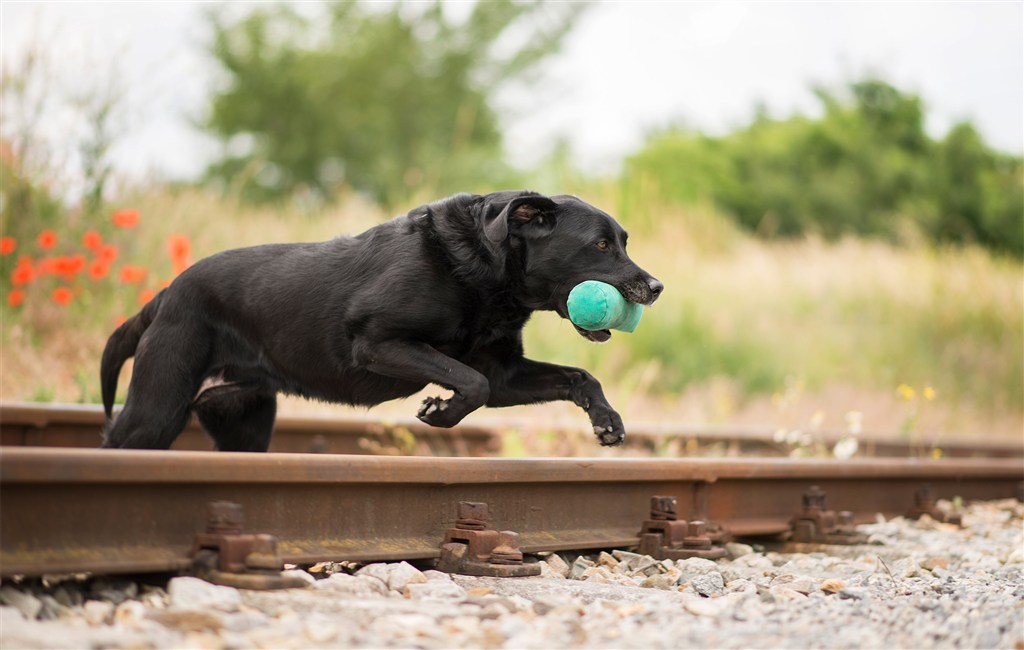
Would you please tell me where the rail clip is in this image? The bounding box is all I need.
[905,485,963,526]
[637,495,726,560]
[789,486,868,544]
[437,501,540,577]
[191,501,308,590]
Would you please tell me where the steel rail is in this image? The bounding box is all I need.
[3,401,1021,458]
[0,401,500,456]
[2,448,1020,578]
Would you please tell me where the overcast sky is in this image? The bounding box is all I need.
[2,1,1022,185]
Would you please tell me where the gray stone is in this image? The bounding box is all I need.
[52,585,84,609]
[691,571,725,596]
[0,586,41,621]
[88,578,138,605]
[611,550,645,571]
[569,556,595,580]
[839,587,869,600]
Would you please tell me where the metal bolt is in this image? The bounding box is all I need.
[489,531,524,565]
[802,486,826,512]
[683,520,712,550]
[207,501,244,535]
[650,495,678,521]
[914,486,935,509]
[455,501,489,531]
[244,534,282,571]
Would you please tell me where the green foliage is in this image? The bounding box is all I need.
[624,79,1024,257]
[203,1,585,207]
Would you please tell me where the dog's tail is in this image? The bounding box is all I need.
[101,290,165,419]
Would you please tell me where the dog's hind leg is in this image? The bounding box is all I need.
[193,386,276,452]
[101,318,210,449]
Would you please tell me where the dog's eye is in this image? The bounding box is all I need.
[595,240,609,251]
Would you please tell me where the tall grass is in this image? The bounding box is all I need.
[2,184,1021,438]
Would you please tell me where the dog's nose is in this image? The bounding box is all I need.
[647,278,664,301]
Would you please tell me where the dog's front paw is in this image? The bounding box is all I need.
[417,396,458,428]
[590,409,625,446]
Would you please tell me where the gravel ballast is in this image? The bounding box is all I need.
[2,498,1021,649]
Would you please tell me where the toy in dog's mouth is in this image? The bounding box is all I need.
[566,281,643,343]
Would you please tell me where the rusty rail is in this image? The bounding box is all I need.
[2,447,1020,578]
[0,402,500,456]
[3,401,1021,458]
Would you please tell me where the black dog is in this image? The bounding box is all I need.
[100,191,663,451]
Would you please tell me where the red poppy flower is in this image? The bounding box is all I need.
[119,265,147,284]
[98,244,119,264]
[51,287,73,306]
[35,256,59,277]
[55,254,86,280]
[82,230,103,250]
[37,230,57,250]
[7,289,24,308]
[111,209,140,229]
[89,260,109,280]
[11,262,34,286]
[0,237,15,256]
[167,234,191,260]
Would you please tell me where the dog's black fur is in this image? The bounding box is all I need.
[100,191,663,451]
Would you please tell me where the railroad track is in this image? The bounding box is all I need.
[2,447,1020,585]
[3,401,1021,458]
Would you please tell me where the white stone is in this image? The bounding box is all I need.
[355,562,391,584]
[684,597,730,617]
[280,569,316,586]
[544,554,570,578]
[725,542,755,559]
[312,573,388,597]
[383,561,428,591]
[167,577,241,613]
[83,599,114,626]
[423,570,455,582]
[404,581,467,601]
[676,557,719,574]
[113,599,147,625]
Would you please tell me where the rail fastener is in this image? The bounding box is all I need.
[191,501,309,590]
[788,485,868,545]
[438,501,541,578]
[636,495,727,560]
[904,485,963,526]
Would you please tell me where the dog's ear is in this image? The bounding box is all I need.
[481,192,558,243]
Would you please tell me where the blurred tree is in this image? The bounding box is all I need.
[624,78,1024,257]
[203,1,585,207]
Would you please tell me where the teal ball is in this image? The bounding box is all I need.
[567,281,643,333]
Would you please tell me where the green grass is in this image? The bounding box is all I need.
[3,184,1021,437]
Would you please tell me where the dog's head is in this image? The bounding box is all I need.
[477,190,663,342]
